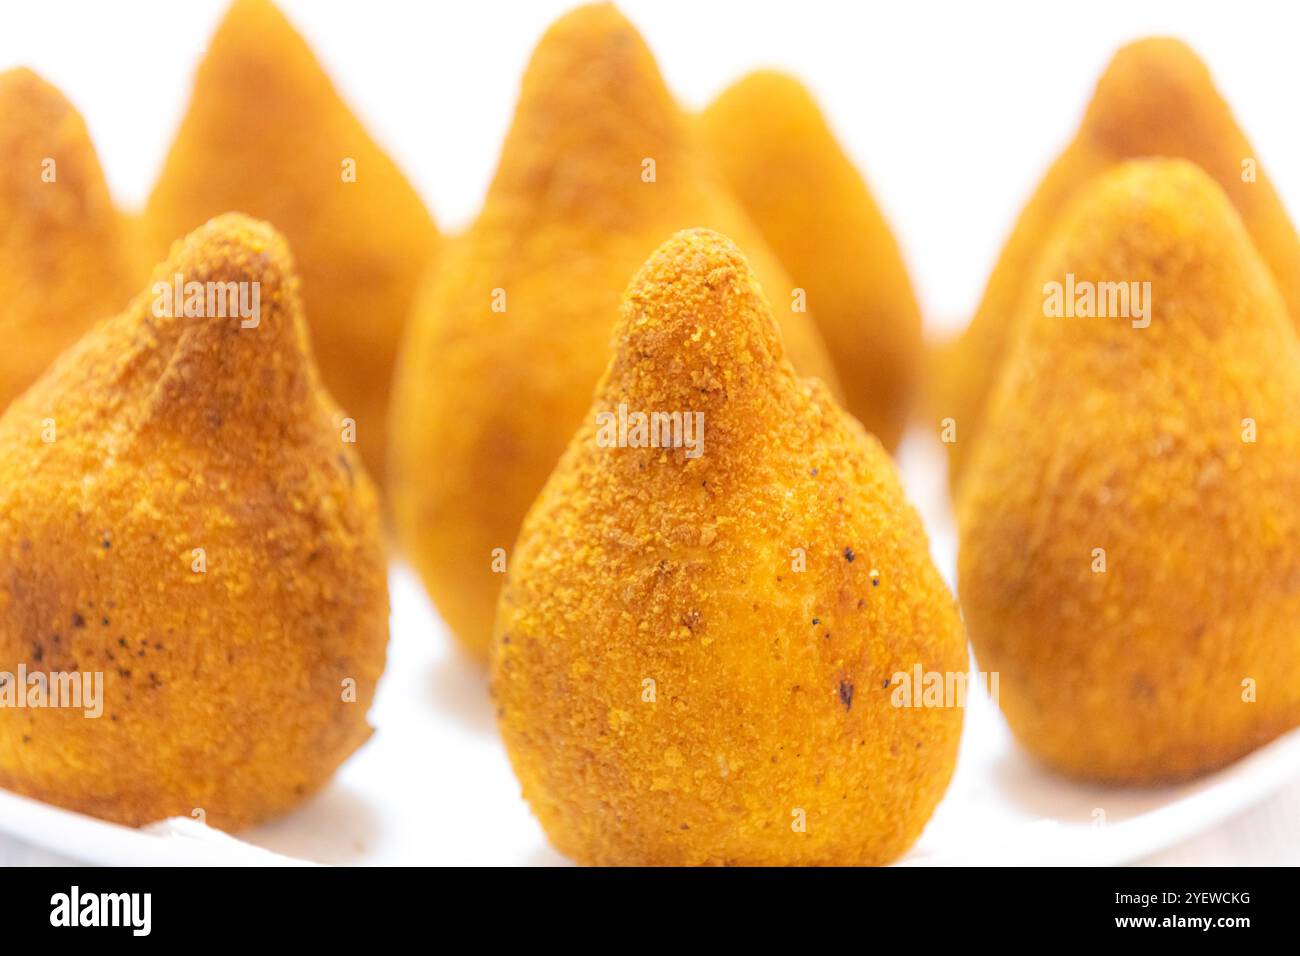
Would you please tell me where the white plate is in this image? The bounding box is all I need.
[2,430,1297,865]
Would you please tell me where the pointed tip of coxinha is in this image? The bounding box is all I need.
[7,213,317,448]
[156,0,337,150]
[597,228,834,470]
[486,2,840,397]
[153,211,293,311]
[608,228,792,405]
[151,211,296,327]
[147,0,439,487]
[932,35,1300,491]
[498,2,680,201]
[1060,157,1279,326]
[701,68,922,451]
[545,1,630,35]
[704,69,847,154]
[1083,36,1300,315]
[0,65,62,109]
[535,2,643,59]
[0,67,139,409]
[959,155,1291,517]
[0,66,116,230]
[707,68,818,123]
[142,212,313,404]
[208,0,317,69]
[1082,37,1221,149]
[978,156,1285,377]
[520,2,664,111]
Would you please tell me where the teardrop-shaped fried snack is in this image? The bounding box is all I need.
[493,228,966,865]
[391,3,840,661]
[932,38,1300,490]
[144,0,440,485]
[0,214,388,830]
[958,159,1300,783]
[0,68,137,413]
[702,70,921,451]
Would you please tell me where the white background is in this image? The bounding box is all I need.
[4,0,1300,334]
[1,0,1298,865]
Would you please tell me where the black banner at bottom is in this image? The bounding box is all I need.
[0,865,1281,942]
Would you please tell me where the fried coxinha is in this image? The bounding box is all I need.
[931,38,1300,491]
[959,160,1300,784]
[389,3,841,663]
[0,68,137,414]
[145,0,440,488]
[0,214,388,830]
[493,229,967,865]
[702,69,922,453]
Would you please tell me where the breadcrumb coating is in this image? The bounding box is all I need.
[702,70,921,451]
[958,160,1300,783]
[391,4,840,661]
[0,69,137,413]
[144,0,440,487]
[932,37,1300,489]
[0,214,388,829]
[493,229,966,865]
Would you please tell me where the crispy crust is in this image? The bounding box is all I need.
[931,38,1300,491]
[0,69,137,413]
[390,3,840,661]
[144,0,439,487]
[0,214,389,830]
[702,70,922,451]
[492,229,966,865]
[958,160,1300,783]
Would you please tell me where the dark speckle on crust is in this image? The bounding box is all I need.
[839,680,854,710]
